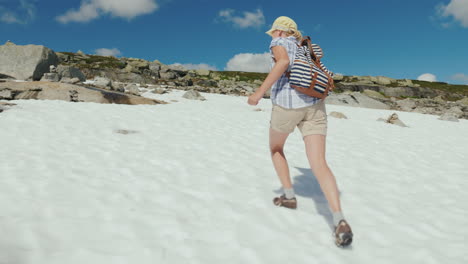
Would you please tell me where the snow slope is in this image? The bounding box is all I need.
[0,90,467,264]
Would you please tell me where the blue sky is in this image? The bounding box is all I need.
[1,0,467,84]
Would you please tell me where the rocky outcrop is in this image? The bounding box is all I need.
[0,41,59,81]
[0,81,165,105]
[325,92,391,110]
[335,83,438,99]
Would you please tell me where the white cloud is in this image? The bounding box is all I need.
[0,12,20,23]
[218,8,265,29]
[95,48,122,57]
[417,73,437,82]
[171,63,218,71]
[225,52,270,73]
[56,0,158,24]
[0,0,36,24]
[437,0,468,27]
[451,73,468,84]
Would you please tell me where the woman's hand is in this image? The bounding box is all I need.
[248,91,263,106]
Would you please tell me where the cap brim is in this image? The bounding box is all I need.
[265,28,274,36]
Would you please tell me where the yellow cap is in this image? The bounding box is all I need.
[265,16,302,40]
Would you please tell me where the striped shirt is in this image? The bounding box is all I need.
[269,36,320,109]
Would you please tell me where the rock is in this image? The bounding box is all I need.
[332,73,344,81]
[151,88,167,94]
[253,79,263,85]
[77,50,85,55]
[115,83,126,93]
[242,85,254,93]
[56,52,70,63]
[0,101,16,113]
[50,65,57,73]
[56,65,86,82]
[349,80,376,86]
[446,106,464,118]
[397,79,413,87]
[375,76,394,85]
[326,92,390,110]
[0,81,165,105]
[456,97,468,106]
[0,42,59,80]
[197,79,218,87]
[438,113,459,122]
[183,90,206,101]
[379,113,408,127]
[149,63,161,72]
[40,73,60,82]
[93,76,112,89]
[169,64,187,71]
[0,102,16,106]
[160,71,177,80]
[433,95,446,104]
[128,59,149,69]
[123,64,136,73]
[381,87,415,98]
[363,89,386,99]
[116,72,146,84]
[60,77,81,84]
[396,98,416,112]
[329,112,348,119]
[159,65,170,73]
[0,88,13,99]
[125,84,140,95]
[115,129,139,135]
[196,69,210,76]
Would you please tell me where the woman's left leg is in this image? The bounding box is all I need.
[269,128,292,189]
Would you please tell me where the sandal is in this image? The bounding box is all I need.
[273,194,297,209]
[334,219,353,247]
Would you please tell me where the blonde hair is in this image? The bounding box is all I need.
[288,29,303,41]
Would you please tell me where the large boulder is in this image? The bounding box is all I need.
[125,84,140,95]
[56,65,86,82]
[325,92,390,110]
[183,90,206,101]
[196,69,210,76]
[93,76,113,89]
[374,76,395,85]
[0,41,59,81]
[396,98,417,112]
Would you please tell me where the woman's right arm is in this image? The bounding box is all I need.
[247,46,289,106]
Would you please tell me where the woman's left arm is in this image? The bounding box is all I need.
[247,46,290,106]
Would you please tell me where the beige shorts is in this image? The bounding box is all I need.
[270,100,327,136]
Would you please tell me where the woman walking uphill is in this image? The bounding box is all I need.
[247,16,353,247]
